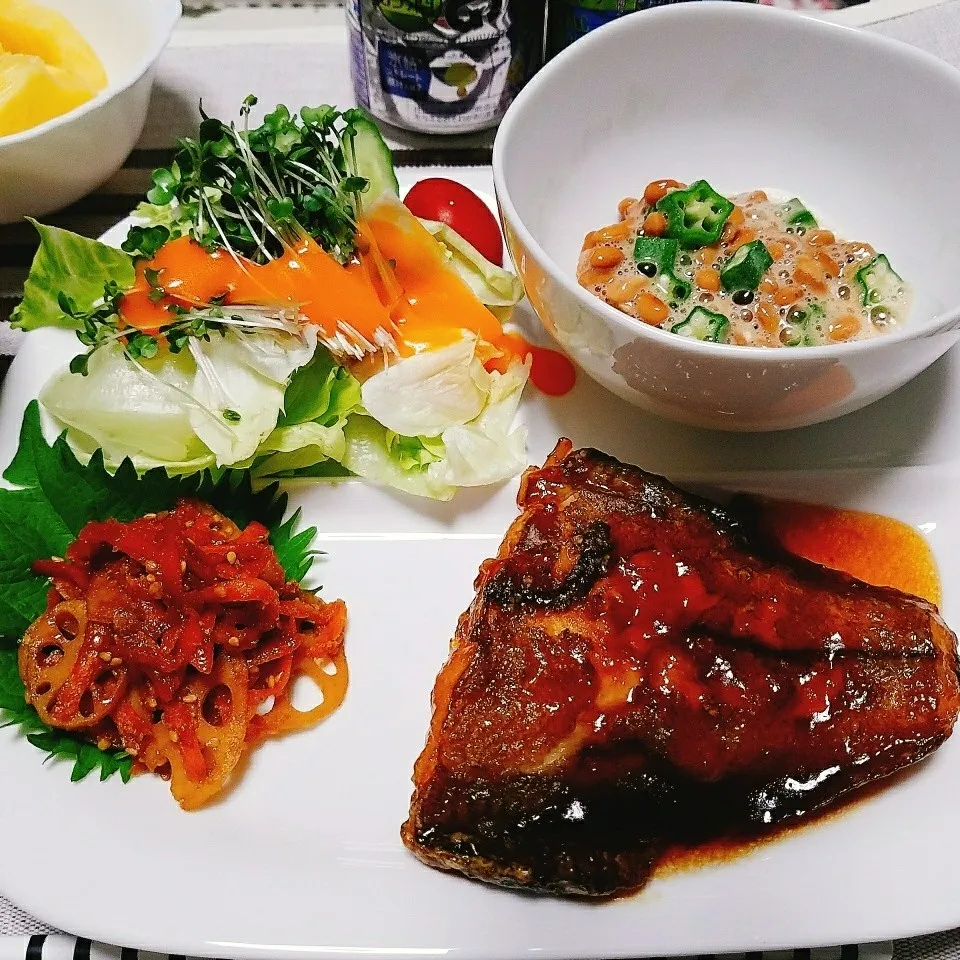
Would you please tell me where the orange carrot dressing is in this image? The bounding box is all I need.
[361,202,506,356]
[117,223,578,396]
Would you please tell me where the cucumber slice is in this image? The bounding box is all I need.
[351,113,399,206]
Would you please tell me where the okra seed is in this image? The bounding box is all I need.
[699,293,715,303]
[739,309,754,322]
[731,290,754,306]
[638,262,657,278]
[870,307,891,326]
[778,269,791,280]
[869,290,883,304]
[838,285,850,300]
[679,254,692,267]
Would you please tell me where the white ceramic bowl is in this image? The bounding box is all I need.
[493,2,960,432]
[0,0,181,224]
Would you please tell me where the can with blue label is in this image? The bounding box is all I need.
[546,0,755,58]
[348,0,547,135]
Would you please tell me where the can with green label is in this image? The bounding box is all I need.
[348,0,547,135]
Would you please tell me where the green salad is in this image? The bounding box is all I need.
[12,99,527,500]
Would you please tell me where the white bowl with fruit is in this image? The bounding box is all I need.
[0,0,181,224]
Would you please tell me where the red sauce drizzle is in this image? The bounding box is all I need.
[499,333,577,397]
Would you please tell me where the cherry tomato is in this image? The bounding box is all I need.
[404,178,504,266]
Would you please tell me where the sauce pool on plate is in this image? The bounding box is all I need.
[760,498,940,605]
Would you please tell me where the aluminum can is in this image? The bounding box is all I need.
[547,0,754,58]
[347,0,547,134]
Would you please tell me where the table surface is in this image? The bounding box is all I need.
[2,2,960,955]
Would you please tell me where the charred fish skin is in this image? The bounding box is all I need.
[403,441,960,897]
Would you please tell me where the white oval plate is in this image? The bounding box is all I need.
[1,174,960,958]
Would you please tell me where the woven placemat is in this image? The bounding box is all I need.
[183,0,342,9]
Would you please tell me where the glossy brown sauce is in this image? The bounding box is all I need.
[651,498,942,882]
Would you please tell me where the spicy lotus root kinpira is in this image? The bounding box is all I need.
[19,498,347,809]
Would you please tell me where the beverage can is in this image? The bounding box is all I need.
[347,1,547,135]
[547,0,754,58]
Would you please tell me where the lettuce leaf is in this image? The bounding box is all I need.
[40,343,214,469]
[252,346,363,480]
[278,347,361,427]
[425,355,529,489]
[360,338,489,438]
[341,416,457,500]
[187,325,317,464]
[10,222,135,330]
[341,354,530,500]
[254,421,350,477]
[40,326,318,472]
[420,218,524,309]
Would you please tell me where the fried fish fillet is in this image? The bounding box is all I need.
[402,441,960,896]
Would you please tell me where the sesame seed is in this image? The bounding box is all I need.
[146,697,157,709]
[145,573,156,583]
[99,651,112,662]
[180,561,187,573]
[182,693,198,704]
[125,746,139,756]
[144,513,157,519]
[266,675,276,689]
[145,561,158,572]
[226,551,237,564]
[97,737,112,751]
[169,730,179,743]
[110,657,123,667]
[185,520,194,528]
[228,636,240,647]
